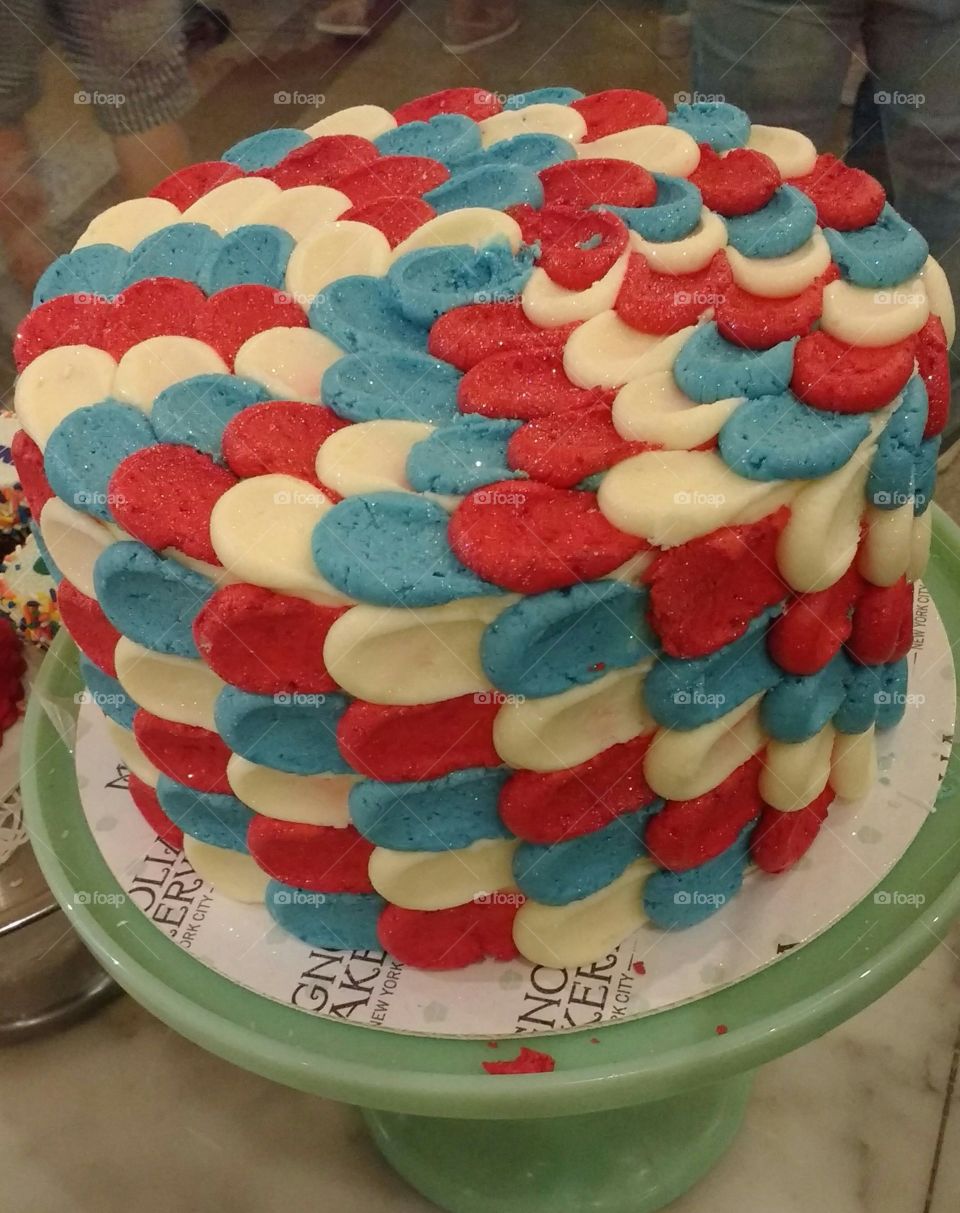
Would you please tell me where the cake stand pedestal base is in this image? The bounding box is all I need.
[364,1072,753,1213]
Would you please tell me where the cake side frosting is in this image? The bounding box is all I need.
[12,85,952,970]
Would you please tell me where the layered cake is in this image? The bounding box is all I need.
[12,86,953,970]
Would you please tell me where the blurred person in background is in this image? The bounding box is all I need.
[314,0,519,54]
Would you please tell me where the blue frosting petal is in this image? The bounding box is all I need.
[643,824,754,929]
[645,608,783,729]
[723,185,817,258]
[601,173,702,243]
[321,349,461,423]
[833,660,881,734]
[214,687,352,775]
[94,542,214,658]
[33,244,128,306]
[388,239,535,326]
[156,775,255,852]
[867,376,927,510]
[79,656,139,729]
[823,204,929,288]
[375,113,482,167]
[503,87,584,108]
[308,274,429,355]
[424,163,544,214]
[265,882,385,950]
[406,416,522,494]
[719,393,870,481]
[482,580,657,698]
[667,101,750,151]
[458,133,576,174]
[151,373,266,457]
[312,492,500,607]
[914,434,940,516]
[221,128,310,171]
[349,767,511,850]
[875,660,908,729]
[198,223,294,294]
[44,401,156,521]
[673,322,797,403]
[761,653,850,743]
[125,223,222,290]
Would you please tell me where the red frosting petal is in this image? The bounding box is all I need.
[133,710,232,794]
[767,564,865,675]
[11,430,55,517]
[337,155,449,207]
[536,206,629,291]
[428,300,575,371]
[539,157,656,208]
[247,818,374,893]
[750,787,833,873]
[196,285,307,366]
[916,315,950,438]
[378,896,522,970]
[57,579,122,677]
[507,401,648,489]
[571,89,667,141]
[786,153,885,230]
[221,400,347,486]
[149,160,243,209]
[847,577,914,665]
[458,349,614,420]
[715,265,839,350]
[616,249,732,335]
[791,330,916,413]
[101,278,207,357]
[260,135,379,188]
[688,145,780,217]
[128,772,184,849]
[13,294,113,370]
[340,195,436,247]
[394,88,503,124]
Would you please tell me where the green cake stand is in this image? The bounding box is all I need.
[21,508,960,1213]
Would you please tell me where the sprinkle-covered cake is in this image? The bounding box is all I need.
[13,86,953,970]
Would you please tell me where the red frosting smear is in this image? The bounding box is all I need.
[57,579,122,677]
[341,195,436,247]
[499,733,656,843]
[571,89,667,141]
[786,153,885,230]
[458,349,614,420]
[247,818,374,893]
[109,445,237,564]
[645,757,764,872]
[11,430,55,517]
[222,400,347,486]
[337,155,450,208]
[715,265,839,350]
[378,896,523,970]
[449,479,645,593]
[847,577,914,665]
[539,157,656,209]
[482,1046,556,1075]
[616,249,732,335]
[13,293,112,370]
[337,694,501,781]
[916,315,950,438]
[101,278,207,357]
[535,206,629,291]
[428,300,575,371]
[196,285,307,366]
[394,88,503,124]
[260,134,379,189]
[128,772,184,849]
[751,787,833,874]
[791,330,916,413]
[133,710,232,794]
[149,160,243,209]
[194,584,347,694]
[646,508,789,659]
[507,401,649,489]
[689,145,780,217]
[633,961,646,975]
[767,564,864,675]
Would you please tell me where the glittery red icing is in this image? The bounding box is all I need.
[539,157,656,209]
[616,249,732,335]
[393,88,503,125]
[688,145,780,217]
[571,89,667,141]
[767,564,865,676]
[196,284,307,366]
[378,897,523,970]
[336,155,450,207]
[482,1046,556,1075]
[458,349,615,421]
[132,710,232,794]
[751,787,833,874]
[128,772,184,849]
[791,330,916,413]
[786,153,885,230]
[247,818,375,893]
[222,400,347,486]
[149,160,242,210]
[56,579,122,677]
[428,300,575,371]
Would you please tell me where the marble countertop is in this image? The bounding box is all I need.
[1,921,958,1213]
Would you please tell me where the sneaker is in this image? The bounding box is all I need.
[314,0,373,37]
[444,0,519,53]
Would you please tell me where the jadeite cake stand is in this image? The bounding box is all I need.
[21,506,960,1213]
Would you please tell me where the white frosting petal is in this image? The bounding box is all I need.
[612,370,741,449]
[316,419,432,496]
[644,695,765,800]
[114,336,228,411]
[239,184,351,239]
[628,209,728,275]
[921,254,956,345]
[209,473,351,604]
[305,105,397,141]
[392,208,522,259]
[227,755,356,827]
[285,220,391,305]
[39,497,114,598]
[760,725,835,811]
[726,230,831,298]
[513,860,653,968]
[521,249,630,327]
[598,449,796,547]
[492,663,655,772]
[830,726,877,801]
[323,595,509,705]
[745,125,817,177]
[582,125,701,176]
[114,637,225,730]
[181,177,281,234]
[820,276,929,347]
[908,508,932,583]
[858,501,914,587]
[233,326,342,401]
[183,836,270,903]
[368,839,519,911]
[74,197,181,251]
[563,313,692,389]
[14,345,117,448]
[479,103,587,147]
[105,719,160,786]
[163,548,239,589]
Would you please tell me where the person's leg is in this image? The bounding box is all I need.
[688,0,864,150]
